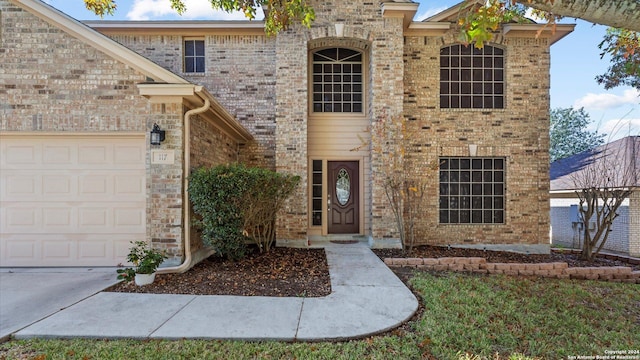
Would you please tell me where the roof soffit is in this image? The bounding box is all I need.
[137,84,253,143]
[85,20,266,36]
[381,1,419,30]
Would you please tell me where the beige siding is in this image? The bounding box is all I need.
[308,116,371,235]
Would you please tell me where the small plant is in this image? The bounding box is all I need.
[116,241,167,282]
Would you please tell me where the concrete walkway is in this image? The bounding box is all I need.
[13,244,418,341]
[0,267,117,341]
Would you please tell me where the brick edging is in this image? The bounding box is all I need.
[384,257,640,284]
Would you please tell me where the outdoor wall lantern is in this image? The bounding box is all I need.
[150,123,166,146]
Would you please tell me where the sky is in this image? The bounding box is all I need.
[46,0,640,141]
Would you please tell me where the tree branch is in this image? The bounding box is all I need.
[517,0,640,32]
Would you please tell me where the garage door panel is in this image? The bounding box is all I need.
[43,240,74,259]
[115,175,144,195]
[0,135,146,267]
[43,145,74,164]
[4,175,38,197]
[78,145,109,165]
[115,145,145,164]
[4,205,73,233]
[2,234,139,266]
[42,207,72,227]
[78,240,108,259]
[79,175,109,196]
[4,239,37,260]
[2,144,38,166]
[0,169,146,202]
[115,208,145,227]
[42,175,73,195]
[5,207,38,227]
[79,171,145,200]
[2,140,145,171]
[2,202,145,234]
[3,171,144,202]
[79,208,109,227]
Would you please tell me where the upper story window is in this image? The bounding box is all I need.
[440,44,504,109]
[312,48,363,113]
[184,39,205,73]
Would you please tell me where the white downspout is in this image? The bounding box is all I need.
[157,88,210,274]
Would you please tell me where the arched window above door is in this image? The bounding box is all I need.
[311,48,364,113]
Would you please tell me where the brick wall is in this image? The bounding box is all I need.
[401,29,552,248]
[110,34,277,169]
[188,112,241,253]
[0,1,148,132]
[385,256,640,283]
[368,16,406,241]
[148,104,184,263]
[273,27,310,242]
[189,113,240,169]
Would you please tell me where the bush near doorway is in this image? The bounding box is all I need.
[188,164,300,260]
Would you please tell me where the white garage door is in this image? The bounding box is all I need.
[0,134,146,267]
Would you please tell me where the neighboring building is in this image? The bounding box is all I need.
[0,0,574,268]
[550,136,640,257]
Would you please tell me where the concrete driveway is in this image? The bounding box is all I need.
[0,267,119,341]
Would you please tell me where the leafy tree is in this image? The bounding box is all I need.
[85,0,640,33]
[550,107,605,162]
[596,28,640,90]
[569,139,637,261]
[84,0,314,35]
[84,0,640,82]
[455,1,640,88]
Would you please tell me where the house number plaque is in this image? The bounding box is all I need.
[151,150,175,164]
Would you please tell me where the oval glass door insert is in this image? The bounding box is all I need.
[336,168,350,205]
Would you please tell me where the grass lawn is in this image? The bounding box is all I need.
[1,272,638,360]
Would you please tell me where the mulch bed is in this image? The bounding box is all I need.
[107,245,638,297]
[373,246,640,270]
[107,247,331,297]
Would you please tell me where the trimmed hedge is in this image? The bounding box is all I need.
[188,164,300,260]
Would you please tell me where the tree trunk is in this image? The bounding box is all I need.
[581,225,593,261]
[517,0,640,32]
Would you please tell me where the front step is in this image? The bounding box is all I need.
[307,234,370,248]
[277,235,402,249]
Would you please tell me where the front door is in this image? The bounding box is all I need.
[328,161,359,234]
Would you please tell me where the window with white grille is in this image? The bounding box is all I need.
[440,44,504,109]
[311,48,363,113]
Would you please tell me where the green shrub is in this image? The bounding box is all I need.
[240,166,300,253]
[188,164,300,259]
